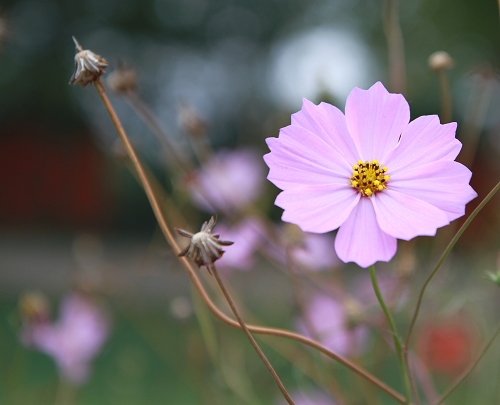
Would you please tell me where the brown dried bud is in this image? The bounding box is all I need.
[177,102,207,139]
[19,291,50,323]
[69,37,108,87]
[428,51,453,72]
[107,64,137,93]
[176,216,233,272]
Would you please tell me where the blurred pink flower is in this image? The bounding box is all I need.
[297,294,367,357]
[277,389,335,405]
[188,148,265,212]
[264,82,477,268]
[291,232,339,271]
[215,218,264,271]
[22,292,110,385]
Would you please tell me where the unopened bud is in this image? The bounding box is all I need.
[177,102,207,138]
[69,37,108,87]
[428,51,453,72]
[19,292,50,323]
[107,65,137,93]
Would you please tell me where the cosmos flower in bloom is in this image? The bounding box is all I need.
[264,82,477,267]
[21,292,110,385]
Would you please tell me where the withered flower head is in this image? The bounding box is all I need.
[107,63,137,93]
[69,37,108,87]
[19,291,50,323]
[176,216,233,272]
[177,101,207,139]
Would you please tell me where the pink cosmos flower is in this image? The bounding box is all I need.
[188,148,265,213]
[291,232,339,271]
[264,82,477,267]
[215,217,264,271]
[296,294,368,357]
[21,292,110,385]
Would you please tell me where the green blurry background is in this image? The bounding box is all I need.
[1,0,500,404]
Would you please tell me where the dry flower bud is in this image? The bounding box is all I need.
[69,37,108,87]
[176,216,233,272]
[19,291,50,323]
[177,102,207,138]
[107,65,137,93]
[428,51,453,72]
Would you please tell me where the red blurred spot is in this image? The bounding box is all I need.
[416,321,475,376]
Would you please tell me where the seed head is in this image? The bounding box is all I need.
[428,51,453,72]
[69,37,108,87]
[107,64,137,93]
[176,216,234,272]
[177,101,207,139]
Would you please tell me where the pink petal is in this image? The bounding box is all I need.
[276,184,359,233]
[385,115,462,172]
[345,82,410,162]
[264,125,352,189]
[291,99,360,165]
[389,161,477,221]
[335,198,397,268]
[372,190,450,240]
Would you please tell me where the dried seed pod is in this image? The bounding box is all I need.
[69,37,108,87]
[176,216,233,272]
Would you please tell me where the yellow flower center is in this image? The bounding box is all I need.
[350,159,390,197]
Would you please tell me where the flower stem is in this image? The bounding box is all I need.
[434,321,500,405]
[383,0,406,94]
[211,265,295,405]
[437,70,452,124]
[405,180,500,349]
[90,77,408,404]
[369,265,412,404]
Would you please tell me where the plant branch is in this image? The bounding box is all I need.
[92,79,408,405]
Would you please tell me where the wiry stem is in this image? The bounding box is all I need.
[434,321,500,405]
[405,180,500,349]
[383,0,406,94]
[211,265,295,405]
[369,266,412,404]
[437,70,452,124]
[91,79,408,405]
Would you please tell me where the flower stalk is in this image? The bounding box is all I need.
[211,265,295,405]
[369,265,412,404]
[87,71,407,404]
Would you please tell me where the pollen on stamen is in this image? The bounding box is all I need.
[349,160,389,197]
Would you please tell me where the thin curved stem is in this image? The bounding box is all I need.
[370,266,412,404]
[405,180,500,349]
[434,321,500,405]
[211,265,295,405]
[92,80,408,405]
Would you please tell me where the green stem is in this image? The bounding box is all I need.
[370,265,412,404]
[405,180,500,349]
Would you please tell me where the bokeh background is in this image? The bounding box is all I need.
[1,0,500,404]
